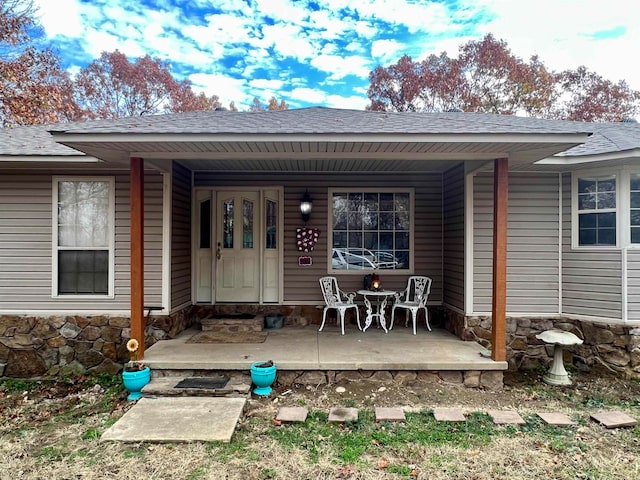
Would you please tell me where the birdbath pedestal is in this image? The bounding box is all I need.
[535,329,583,386]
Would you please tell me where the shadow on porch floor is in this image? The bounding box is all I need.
[143,325,507,371]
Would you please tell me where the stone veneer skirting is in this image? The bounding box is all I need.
[0,308,193,377]
[444,308,640,379]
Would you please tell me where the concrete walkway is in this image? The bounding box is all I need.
[101,397,246,443]
[101,396,637,443]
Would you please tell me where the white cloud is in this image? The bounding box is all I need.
[34,0,84,37]
[289,87,327,104]
[371,39,404,62]
[325,93,369,109]
[259,24,316,61]
[189,73,249,105]
[310,54,371,80]
[249,79,285,90]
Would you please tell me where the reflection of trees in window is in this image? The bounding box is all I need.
[332,191,411,270]
[243,199,254,249]
[58,181,109,247]
[265,200,277,249]
[223,199,234,248]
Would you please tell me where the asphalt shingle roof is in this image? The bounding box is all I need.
[0,123,83,156]
[51,107,590,135]
[2,107,640,158]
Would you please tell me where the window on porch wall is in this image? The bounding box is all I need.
[576,175,617,246]
[631,174,640,244]
[53,178,114,296]
[329,189,412,272]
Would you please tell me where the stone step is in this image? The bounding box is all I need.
[142,374,251,398]
[200,314,264,333]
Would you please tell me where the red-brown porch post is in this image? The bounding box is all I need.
[130,157,145,358]
[491,157,508,362]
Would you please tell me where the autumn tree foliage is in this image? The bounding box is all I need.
[368,34,640,122]
[248,96,289,112]
[0,0,78,126]
[73,50,227,119]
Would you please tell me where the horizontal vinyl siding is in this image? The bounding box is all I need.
[195,172,443,304]
[627,250,640,321]
[473,172,560,313]
[171,163,192,309]
[0,171,164,311]
[442,164,464,310]
[561,172,623,319]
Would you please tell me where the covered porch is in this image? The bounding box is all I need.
[49,108,592,374]
[143,324,506,388]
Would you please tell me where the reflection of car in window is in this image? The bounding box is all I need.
[332,248,377,270]
[373,251,400,269]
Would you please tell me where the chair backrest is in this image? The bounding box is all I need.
[319,276,343,307]
[405,276,432,305]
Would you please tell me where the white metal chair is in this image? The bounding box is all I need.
[390,276,432,335]
[318,276,361,335]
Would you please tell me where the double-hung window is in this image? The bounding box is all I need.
[329,189,413,272]
[630,174,640,244]
[53,178,114,296]
[574,175,617,247]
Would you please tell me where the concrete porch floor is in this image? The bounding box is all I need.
[143,325,508,371]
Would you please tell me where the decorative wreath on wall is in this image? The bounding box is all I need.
[296,227,320,252]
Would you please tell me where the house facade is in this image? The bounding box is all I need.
[1,108,639,378]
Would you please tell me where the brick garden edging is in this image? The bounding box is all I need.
[445,308,640,379]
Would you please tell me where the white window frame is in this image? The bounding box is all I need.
[327,188,414,275]
[52,176,115,298]
[572,167,640,249]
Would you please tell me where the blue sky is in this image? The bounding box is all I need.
[33,0,640,111]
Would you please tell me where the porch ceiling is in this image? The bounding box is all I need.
[55,138,585,173]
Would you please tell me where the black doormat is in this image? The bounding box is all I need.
[175,376,230,390]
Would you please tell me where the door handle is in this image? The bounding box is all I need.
[216,242,222,260]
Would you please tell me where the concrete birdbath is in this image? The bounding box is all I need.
[536,329,583,386]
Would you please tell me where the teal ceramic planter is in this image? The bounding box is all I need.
[122,367,151,400]
[250,361,277,396]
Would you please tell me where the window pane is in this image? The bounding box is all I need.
[199,200,211,249]
[223,200,233,248]
[579,229,596,245]
[333,231,347,248]
[58,181,109,247]
[578,178,596,194]
[598,192,616,209]
[395,193,410,212]
[379,212,394,230]
[579,213,596,229]
[243,199,254,249]
[598,212,616,228]
[348,212,362,230]
[265,200,277,249]
[631,175,640,191]
[632,227,640,244]
[395,211,410,230]
[578,193,595,210]
[598,228,616,245]
[395,232,410,249]
[597,179,615,193]
[58,250,108,295]
[631,192,640,209]
[631,211,640,226]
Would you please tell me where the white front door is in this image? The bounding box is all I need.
[215,191,261,302]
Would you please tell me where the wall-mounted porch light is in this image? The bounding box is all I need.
[300,190,313,224]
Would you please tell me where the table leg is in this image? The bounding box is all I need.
[362,295,374,331]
